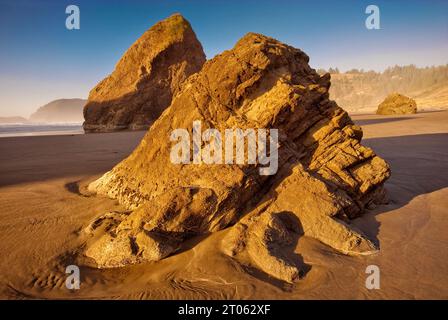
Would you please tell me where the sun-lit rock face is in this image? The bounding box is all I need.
[377,93,417,115]
[84,33,390,279]
[83,14,206,133]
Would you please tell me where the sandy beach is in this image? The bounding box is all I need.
[0,111,447,299]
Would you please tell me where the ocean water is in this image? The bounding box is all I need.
[0,123,84,138]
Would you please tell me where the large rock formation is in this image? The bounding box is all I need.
[376,93,417,115]
[84,33,390,281]
[83,14,206,133]
[30,99,86,123]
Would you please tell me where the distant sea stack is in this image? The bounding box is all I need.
[376,93,417,115]
[0,116,28,124]
[84,33,390,280]
[30,99,86,123]
[83,14,206,133]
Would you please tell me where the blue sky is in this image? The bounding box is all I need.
[0,0,447,117]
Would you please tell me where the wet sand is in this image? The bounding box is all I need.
[0,111,447,299]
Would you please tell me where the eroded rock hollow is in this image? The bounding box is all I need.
[83,14,206,133]
[84,33,390,282]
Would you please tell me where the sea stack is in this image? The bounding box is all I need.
[83,14,206,133]
[377,93,417,115]
[84,33,390,280]
[30,99,86,123]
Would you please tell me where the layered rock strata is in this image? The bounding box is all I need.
[84,33,390,281]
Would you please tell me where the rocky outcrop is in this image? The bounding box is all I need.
[83,14,206,133]
[84,33,390,280]
[377,93,417,115]
[30,99,86,123]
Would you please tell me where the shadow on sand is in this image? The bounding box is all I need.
[353,116,415,126]
[352,133,448,246]
[0,131,145,187]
